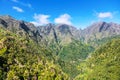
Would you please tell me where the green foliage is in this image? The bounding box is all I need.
[88,35,120,47]
[0,28,68,80]
[57,40,94,79]
[74,39,120,80]
[0,47,7,56]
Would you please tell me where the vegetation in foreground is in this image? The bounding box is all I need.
[0,28,68,80]
[75,39,120,80]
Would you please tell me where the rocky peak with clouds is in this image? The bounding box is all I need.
[0,15,120,44]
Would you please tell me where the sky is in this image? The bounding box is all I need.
[0,0,120,29]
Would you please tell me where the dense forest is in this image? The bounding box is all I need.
[0,28,68,80]
[74,39,120,80]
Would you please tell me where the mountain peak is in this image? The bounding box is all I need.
[0,15,14,20]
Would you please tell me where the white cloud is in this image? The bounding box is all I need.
[13,6,24,12]
[54,14,72,25]
[11,0,32,8]
[98,12,113,18]
[31,14,50,26]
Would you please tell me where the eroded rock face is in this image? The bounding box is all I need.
[0,15,42,43]
[82,21,120,42]
[0,15,120,44]
[37,23,81,45]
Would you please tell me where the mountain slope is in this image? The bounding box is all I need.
[37,23,81,45]
[74,39,120,80]
[57,40,94,79]
[82,21,120,43]
[0,15,82,46]
[1,15,120,46]
[0,15,42,43]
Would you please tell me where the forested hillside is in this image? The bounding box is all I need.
[74,39,120,80]
[57,40,94,78]
[0,27,68,80]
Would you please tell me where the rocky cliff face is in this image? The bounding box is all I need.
[0,15,81,45]
[82,21,120,42]
[37,23,81,45]
[0,15,120,45]
[0,15,42,43]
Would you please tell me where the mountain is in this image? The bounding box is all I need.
[0,15,81,45]
[82,21,120,43]
[37,23,81,45]
[0,15,42,43]
[1,15,120,46]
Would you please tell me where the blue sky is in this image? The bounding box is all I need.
[0,0,120,29]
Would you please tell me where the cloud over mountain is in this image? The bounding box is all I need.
[98,12,113,18]
[31,14,50,26]
[54,14,72,25]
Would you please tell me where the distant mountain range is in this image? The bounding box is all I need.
[0,15,120,45]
